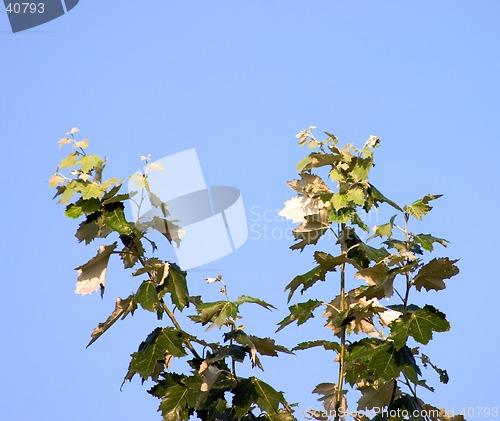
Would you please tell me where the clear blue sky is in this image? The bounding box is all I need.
[1,2,499,420]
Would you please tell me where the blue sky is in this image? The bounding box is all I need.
[1,2,499,420]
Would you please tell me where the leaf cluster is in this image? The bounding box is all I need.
[50,130,297,421]
[279,128,462,420]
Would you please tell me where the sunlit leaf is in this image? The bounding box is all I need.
[136,281,159,312]
[74,243,117,296]
[404,194,443,220]
[159,384,189,421]
[276,300,322,332]
[413,258,459,292]
[166,264,189,310]
[78,155,102,173]
[285,266,326,302]
[146,162,164,173]
[87,295,136,347]
[413,234,448,252]
[73,139,89,149]
[48,174,65,188]
[58,137,72,148]
[59,152,79,169]
[124,327,187,383]
[389,305,450,349]
[233,377,287,418]
[293,340,340,353]
[103,202,131,234]
[236,295,277,311]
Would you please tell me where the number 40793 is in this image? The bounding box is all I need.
[5,3,45,14]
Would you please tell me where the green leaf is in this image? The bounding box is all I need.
[206,344,247,364]
[59,151,79,168]
[389,395,427,420]
[345,339,406,385]
[79,182,103,200]
[389,305,450,349]
[276,300,322,332]
[368,215,397,240]
[147,372,185,398]
[100,177,119,191]
[119,233,145,269]
[159,384,190,421]
[357,380,398,411]
[413,258,459,292]
[233,377,286,418]
[65,197,102,219]
[247,335,293,356]
[347,188,366,206]
[75,212,101,244]
[357,242,390,263]
[124,327,187,383]
[78,155,102,173]
[135,281,159,312]
[131,257,164,277]
[285,266,326,302]
[190,301,238,330]
[328,207,355,224]
[330,193,349,211]
[87,295,136,347]
[64,203,84,219]
[366,183,402,212]
[352,157,372,181]
[59,180,78,204]
[236,295,277,311]
[404,194,443,220]
[166,264,189,310]
[296,153,341,172]
[102,191,137,205]
[421,353,449,384]
[351,213,370,232]
[182,375,206,410]
[314,251,350,271]
[292,340,340,353]
[102,202,131,234]
[101,183,122,201]
[413,234,448,252]
[267,410,298,421]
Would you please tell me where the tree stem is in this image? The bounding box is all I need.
[335,224,347,421]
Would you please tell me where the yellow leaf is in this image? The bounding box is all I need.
[129,173,147,189]
[146,162,164,173]
[48,174,65,188]
[74,139,89,149]
[68,127,80,135]
[58,137,72,148]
